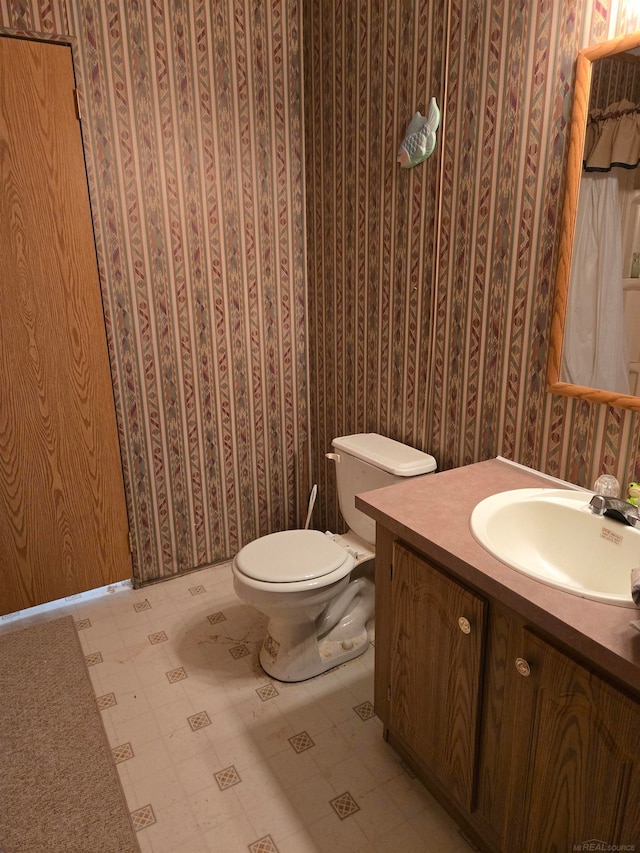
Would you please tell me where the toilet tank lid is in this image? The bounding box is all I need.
[331,433,437,476]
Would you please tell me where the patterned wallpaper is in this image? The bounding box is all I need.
[304,0,640,535]
[303,0,447,531]
[590,54,640,110]
[0,1,308,584]
[3,0,640,582]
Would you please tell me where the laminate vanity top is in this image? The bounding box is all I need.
[355,457,640,695]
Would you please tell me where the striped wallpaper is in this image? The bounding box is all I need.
[303,0,446,531]
[0,0,308,584]
[2,1,640,583]
[590,54,640,109]
[305,0,640,535]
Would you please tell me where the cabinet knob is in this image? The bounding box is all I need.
[515,657,531,677]
[458,617,471,634]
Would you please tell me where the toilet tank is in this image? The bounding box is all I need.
[330,433,437,546]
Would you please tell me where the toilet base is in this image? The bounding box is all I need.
[259,624,369,683]
[256,576,374,682]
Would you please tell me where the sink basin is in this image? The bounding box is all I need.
[470,488,640,608]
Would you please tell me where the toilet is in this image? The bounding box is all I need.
[232,433,437,682]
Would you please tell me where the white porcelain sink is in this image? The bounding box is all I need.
[470,488,640,608]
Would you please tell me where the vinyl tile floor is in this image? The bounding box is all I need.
[1,561,477,853]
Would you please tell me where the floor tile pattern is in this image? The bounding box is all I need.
[248,836,279,853]
[188,711,211,731]
[215,765,242,790]
[229,643,250,659]
[131,804,156,831]
[148,631,168,645]
[97,692,117,710]
[166,667,187,683]
[330,792,360,820]
[1,561,477,852]
[289,731,315,753]
[353,701,376,721]
[256,683,279,702]
[113,742,134,763]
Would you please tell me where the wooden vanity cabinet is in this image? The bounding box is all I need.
[503,629,640,851]
[388,541,486,812]
[374,528,640,852]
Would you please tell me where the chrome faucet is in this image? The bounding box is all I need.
[589,494,640,528]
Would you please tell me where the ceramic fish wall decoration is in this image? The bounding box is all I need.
[397,97,441,168]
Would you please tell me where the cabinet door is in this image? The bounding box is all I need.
[504,629,640,851]
[389,543,486,811]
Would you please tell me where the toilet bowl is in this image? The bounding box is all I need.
[232,433,437,682]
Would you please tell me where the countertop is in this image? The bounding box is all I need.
[355,457,640,696]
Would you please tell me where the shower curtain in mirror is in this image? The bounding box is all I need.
[562,172,630,394]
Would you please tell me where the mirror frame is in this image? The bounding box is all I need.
[547,29,640,412]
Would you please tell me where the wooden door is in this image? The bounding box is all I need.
[389,542,486,811]
[504,629,640,851]
[0,36,132,615]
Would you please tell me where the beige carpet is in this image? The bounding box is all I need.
[0,615,140,853]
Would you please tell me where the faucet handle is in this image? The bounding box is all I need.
[589,494,607,516]
[593,474,620,498]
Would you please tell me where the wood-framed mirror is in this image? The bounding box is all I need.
[548,29,640,412]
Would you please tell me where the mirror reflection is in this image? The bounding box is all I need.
[562,49,640,395]
[548,31,640,411]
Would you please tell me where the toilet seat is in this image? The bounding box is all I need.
[233,530,355,592]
